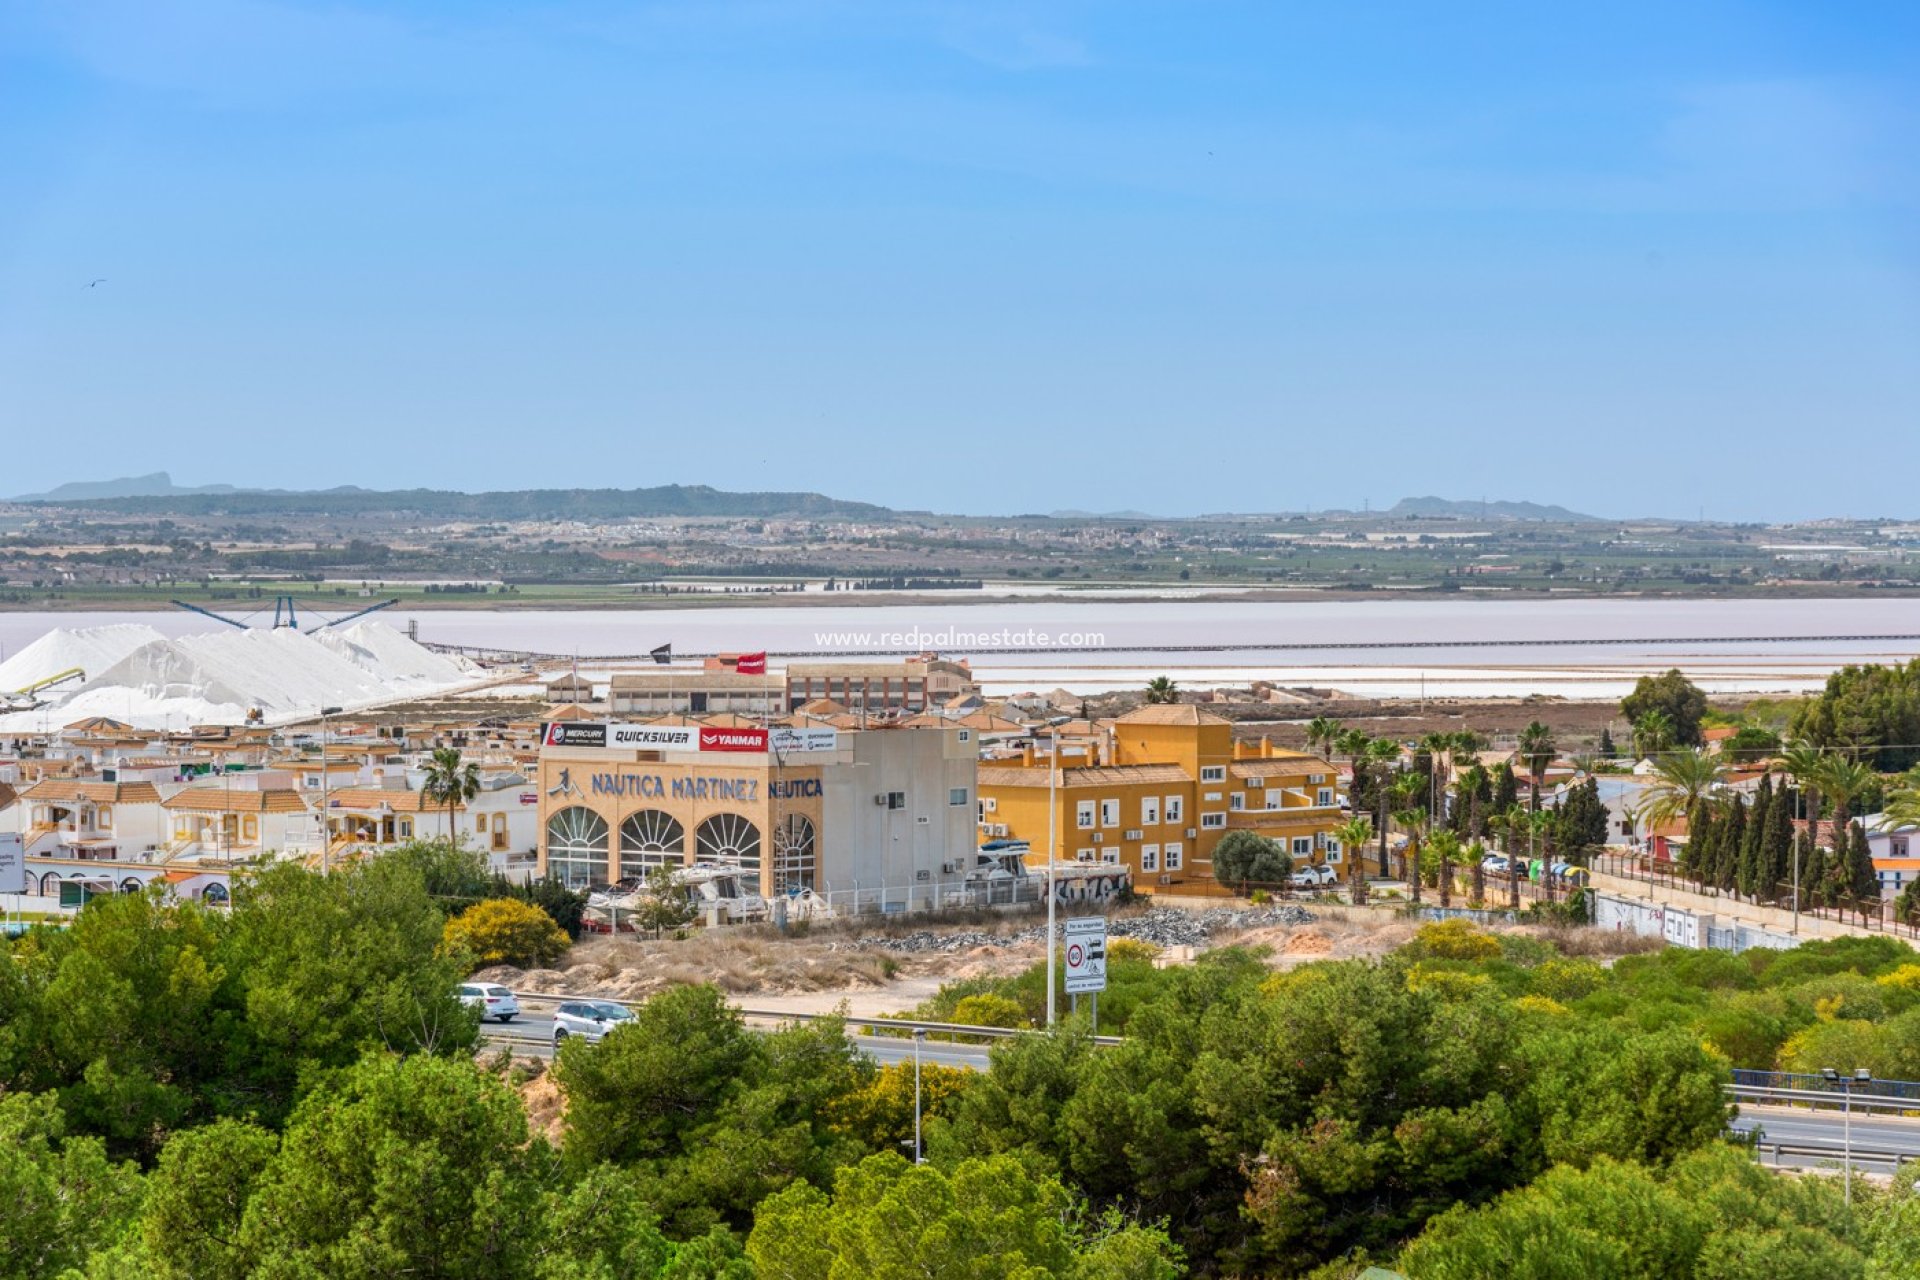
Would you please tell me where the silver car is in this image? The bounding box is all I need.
[459,982,521,1024]
[551,998,636,1046]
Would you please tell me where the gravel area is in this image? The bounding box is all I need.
[837,905,1316,953]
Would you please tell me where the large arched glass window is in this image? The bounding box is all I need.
[545,806,609,889]
[696,813,762,877]
[772,814,816,891]
[619,810,685,880]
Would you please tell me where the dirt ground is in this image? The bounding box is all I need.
[471,903,1651,1015]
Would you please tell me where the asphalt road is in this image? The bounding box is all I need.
[479,1015,995,1070]
[1732,1104,1920,1169]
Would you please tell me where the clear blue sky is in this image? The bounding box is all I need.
[3,1,1916,520]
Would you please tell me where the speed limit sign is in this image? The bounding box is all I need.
[1063,917,1106,994]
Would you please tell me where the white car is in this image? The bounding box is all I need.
[459,982,520,1023]
[1479,854,1512,878]
[551,999,636,1046]
[1288,863,1338,887]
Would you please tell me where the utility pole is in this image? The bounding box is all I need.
[1045,743,1058,1026]
[319,706,342,873]
[912,1028,927,1163]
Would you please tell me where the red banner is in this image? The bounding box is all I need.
[734,651,767,675]
[699,725,768,752]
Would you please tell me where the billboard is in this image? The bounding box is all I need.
[0,833,23,895]
[542,721,608,749]
[770,727,839,754]
[609,723,698,750]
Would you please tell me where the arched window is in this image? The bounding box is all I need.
[120,878,143,895]
[203,882,231,904]
[772,814,816,891]
[619,810,685,880]
[545,806,609,889]
[696,813,762,877]
[40,871,62,897]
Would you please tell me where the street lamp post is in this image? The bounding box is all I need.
[912,1028,927,1164]
[1822,1066,1873,1205]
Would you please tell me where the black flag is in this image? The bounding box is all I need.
[651,643,672,665]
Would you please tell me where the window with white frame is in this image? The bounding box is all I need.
[1100,798,1120,827]
[1325,845,1343,864]
[1201,812,1226,830]
[1316,787,1334,806]
[1246,776,1261,789]
[1141,844,1159,873]
[1102,849,1120,865]
[1200,765,1225,783]
[1076,848,1095,861]
[1164,842,1183,871]
[958,729,971,742]
[1292,836,1312,856]
[1141,797,1160,825]
[1229,792,1245,812]
[949,787,968,807]
[1076,800,1095,829]
[1310,773,1325,784]
[1165,795,1183,823]
[1266,789,1283,809]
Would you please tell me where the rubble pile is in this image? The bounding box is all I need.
[842,905,1316,954]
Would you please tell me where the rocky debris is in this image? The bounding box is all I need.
[839,905,1315,954]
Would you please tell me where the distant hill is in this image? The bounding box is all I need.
[17,480,891,521]
[1387,496,1605,522]
[14,472,239,502]
[1049,509,1157,520]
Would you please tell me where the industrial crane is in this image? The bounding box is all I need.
[169,595,401,633]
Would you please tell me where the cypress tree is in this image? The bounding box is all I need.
[1598,725,1616,758]
[1793,831,1819,910]
[1847,820,1880,918]
[1492,762,1518,815]
[1761,776,1793,904]
[1717,796,1746,893]
[1738,778,1770,899]
[1681,800,1711,883]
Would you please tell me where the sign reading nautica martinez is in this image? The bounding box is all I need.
[542,722,838,754]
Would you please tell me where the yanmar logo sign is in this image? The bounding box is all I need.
[699,726,769,752]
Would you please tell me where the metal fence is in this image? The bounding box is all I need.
[1591,851,1920,939]
[1733,1069,1920,1106]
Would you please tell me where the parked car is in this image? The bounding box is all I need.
[1479,854,1511,878]
[1288,863,1338,887]
[551,999,636,1046]
[458,982,520,1024]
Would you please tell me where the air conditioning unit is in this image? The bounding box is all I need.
[1185,828,1197,839]
[941,860,959,873]
[1158,874,1172,885]
[992,823,1008,837]
[1124,828,1143,841]
[1091,832,1103,843]
[874,794,889,806]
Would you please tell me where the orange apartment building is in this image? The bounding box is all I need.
[974,705,1342,892]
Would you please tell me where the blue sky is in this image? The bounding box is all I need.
[3,1,1917,520]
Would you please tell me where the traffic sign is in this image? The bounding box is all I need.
[1063,915,1107,994]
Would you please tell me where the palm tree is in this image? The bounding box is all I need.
[1335,815,1374,904]
[1429,829,1462,907]
[1780,740,1827,852]
[1634,747,1726,834]
[1144,676,1178,705]
[1884,766,1920,831]
[1418,731,1454,829]
[1365,738,1402,874]
[1496,802,1530,909]
[1633,710,1674,760]
[1393,806,1426,903]
[1810,755,1875,858]
[1305,716,1345,761]
[1517,721,1556,811]
[421,746,482,843]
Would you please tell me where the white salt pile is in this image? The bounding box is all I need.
[0,621,478,731]
[0,623,167,695]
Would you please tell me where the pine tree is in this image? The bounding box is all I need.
[1761,775,1793,904]
[1717,796,1746,893]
